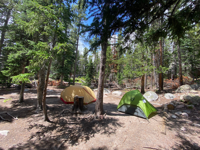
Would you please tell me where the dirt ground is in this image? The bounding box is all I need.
[0,86,200,150]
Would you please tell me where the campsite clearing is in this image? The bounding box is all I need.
[0,86,200,150]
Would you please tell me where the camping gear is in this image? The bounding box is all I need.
[60,85,96,104]
[117,89,157,119]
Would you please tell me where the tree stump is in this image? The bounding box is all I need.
[72,96,84,113]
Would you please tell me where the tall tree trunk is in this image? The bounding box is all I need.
[144,64,147,89]
[141,75,145,94]
[95,42,107,116]
[153,53,158,88]
[0,9,11,55]
[73,25,80,85]
[159,39,163,91]
[19,65,26,103]
[42,59,52,122]
[177,41,183,85]
[37,66,46,110]
[19,83,25,103]
[141,53,145,93]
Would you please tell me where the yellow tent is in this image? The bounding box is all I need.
[60,85,96,104]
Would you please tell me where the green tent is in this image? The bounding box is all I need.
[117,89,157,119]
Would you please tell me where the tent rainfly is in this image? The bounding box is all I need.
[117,89,157,119]
[60,85,96,104]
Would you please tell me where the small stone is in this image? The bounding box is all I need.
[182,110,191,114]
[193,143,199,150]
[0,130,9,136]
[181,127,186,131]
[171,114,177,119]
[0,96,5,99]
[24,89,29,92]
[162,104,168,112]
[175,111,182,116]
[176,104,185,109]
[193,123,200,127]
[167,103,175,110]
[181,112,188,118]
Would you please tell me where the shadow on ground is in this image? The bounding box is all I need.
[6,102,123,150]
[156,100,200,150]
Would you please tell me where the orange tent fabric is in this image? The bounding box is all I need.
[60,85,96,104]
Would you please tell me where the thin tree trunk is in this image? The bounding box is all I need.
[73,25,80,85]
[159,39,163,91]
[42,59,52,122]
[60,74,64,85]
[151,53,154,88]
[0,9,11,55]
[95,42,107,116]
[177,41,183,85]
[37,66,46,110]
[69,65,73,86]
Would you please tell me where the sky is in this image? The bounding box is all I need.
[78,9,93,55]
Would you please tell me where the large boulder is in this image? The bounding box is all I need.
[183,94,200,105]
[94,88,111,95]
[175,84,192,93]
[112,91,122,96]
[143,91,158,101]
[164,93,175,99]
[190,84,200,90]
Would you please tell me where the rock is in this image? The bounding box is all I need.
[143,91,158,101]
[182,110,191,114]
[167,103,175,110]
[0,130,9,136]
[103,88,111,94]
[176,104,185,109]
[181,127,186,131]
[164,93,175,99]
[162,104,168,112]
[181,112,188,118]
[190,84,200,90]
[183,94,200,105]
[24,89,29,92]
[95,88,111,95]
[171,114,177,119]
[0,96,5,99]
[112,91,122,96]
[187,104,195,109]
[190,90,198,94]
[175,84,192,93]
[11,93,18,95]
[193,123,200,127]
[193,143,200,150]
[175,111,182,116]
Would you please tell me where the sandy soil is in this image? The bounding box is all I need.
[0,86,200,150]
